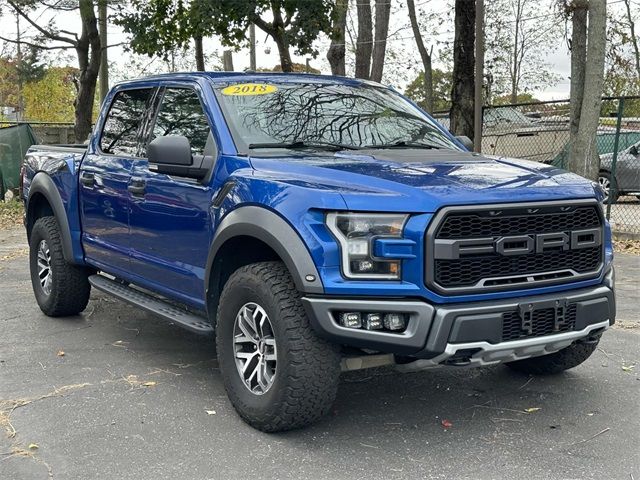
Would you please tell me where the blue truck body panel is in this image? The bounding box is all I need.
[22,71,613,314]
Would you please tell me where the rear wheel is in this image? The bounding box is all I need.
[505,339,599,375]
[216,261,340,432]
[29,216,91,317]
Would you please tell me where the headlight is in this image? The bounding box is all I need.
[326,212,408,279]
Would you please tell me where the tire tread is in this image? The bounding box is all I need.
[30,216,90,317]
[506,340,599,375]
[216,261,340,432]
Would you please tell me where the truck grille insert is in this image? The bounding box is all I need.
[502,304,577,341]
[426,202,604,294]
[435,248,601,287]
[436,206,600,239]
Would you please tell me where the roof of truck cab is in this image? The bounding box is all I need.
[115,71,382,88]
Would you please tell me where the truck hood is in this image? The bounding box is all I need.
[249,149,601,212]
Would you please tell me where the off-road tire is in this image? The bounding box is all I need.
[505,340,599,375]
[29,216,91,316]
[216,261,341,432]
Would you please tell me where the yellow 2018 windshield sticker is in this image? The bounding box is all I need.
[221,83,278,96]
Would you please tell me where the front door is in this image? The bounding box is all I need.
[128,86,216,307]
[80,87,155,273]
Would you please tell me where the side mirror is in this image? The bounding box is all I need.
[147,135,212,181]
[629,145,638,156]
[456,135,474,151]
[148,135,192,166]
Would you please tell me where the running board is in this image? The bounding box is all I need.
[89,275,213,335]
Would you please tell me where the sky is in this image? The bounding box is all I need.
[0,0,630,102]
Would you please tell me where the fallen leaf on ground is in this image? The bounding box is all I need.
[441,419,453,428]
[56,350,65,357]
[621,365,635,372]
[205,410,216,415]
[613,239,640,255]
[28,443,38,450]
[524,407,541,413]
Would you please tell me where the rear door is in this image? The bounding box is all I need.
[80,87,155,273]
[127,85,216,306]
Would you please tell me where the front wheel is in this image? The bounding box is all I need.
[29,216,91,317]
[216,261,341,432]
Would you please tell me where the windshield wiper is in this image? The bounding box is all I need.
[248,140,361,151]
[363,140,442,149]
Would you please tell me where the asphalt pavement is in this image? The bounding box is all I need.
[0,226,638,480]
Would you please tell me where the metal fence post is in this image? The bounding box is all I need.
[606,97,625,220]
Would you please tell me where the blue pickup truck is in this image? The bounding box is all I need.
[21,72,615,432]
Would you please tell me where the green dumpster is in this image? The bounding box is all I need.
[0,124,38,199]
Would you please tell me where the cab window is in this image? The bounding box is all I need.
[149,88,212,157]
[100,88,154,156]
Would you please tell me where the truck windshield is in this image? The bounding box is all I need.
[213,81,460,152]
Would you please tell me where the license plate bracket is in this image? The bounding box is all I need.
[518,298,568,334]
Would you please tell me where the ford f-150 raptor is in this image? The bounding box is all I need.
[21,72,615,432]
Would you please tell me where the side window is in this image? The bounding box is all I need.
[151,88,212,156]
[100,88,154,156]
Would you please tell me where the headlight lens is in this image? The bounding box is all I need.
[326,212,408,279]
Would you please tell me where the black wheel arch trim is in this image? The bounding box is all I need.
[26,172,75,263]
[205,206,324,306]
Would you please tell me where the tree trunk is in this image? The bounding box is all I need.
[194,35,205,71]
[510,0,522,103]
[98,0,108,103]
[450,0,475,140]
[327,0,348,76]
[568,0,587,165]
[222,50,234,71]
[623,0,640,78]
[355,0,373,79]
[370,0,391,82]
[407,0,433,112]
[569,0,607,181]
[272,31,293,72]
[74,0,101,143]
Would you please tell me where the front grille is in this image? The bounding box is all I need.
[437,206,600,238]
[435,247,601,288]
[426,201,604,294]
[502,304,577,341]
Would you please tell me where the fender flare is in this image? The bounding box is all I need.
[26,172,75,263]
[205,206,324,296]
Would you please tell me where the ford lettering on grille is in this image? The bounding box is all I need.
[434,228,602,260]
[425,201,604,294]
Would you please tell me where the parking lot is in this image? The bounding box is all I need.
[0,226,638,480]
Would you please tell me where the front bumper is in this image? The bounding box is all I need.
[301,269,615,363]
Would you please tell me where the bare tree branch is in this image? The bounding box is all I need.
[7,0,77,45]
[0,34,75,50]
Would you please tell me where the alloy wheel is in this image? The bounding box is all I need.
[598,175,611,201]
[37,239,52,296]
[233,302,277,395]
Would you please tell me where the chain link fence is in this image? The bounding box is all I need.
[434,96,640,237]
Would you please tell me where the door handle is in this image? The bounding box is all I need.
[80,172,95,187]
[128,178,146,196]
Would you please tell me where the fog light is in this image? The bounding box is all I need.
[354,260,374,273]
[383,313,406,331]
[363,313,383,330]
[339,312,362,328]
